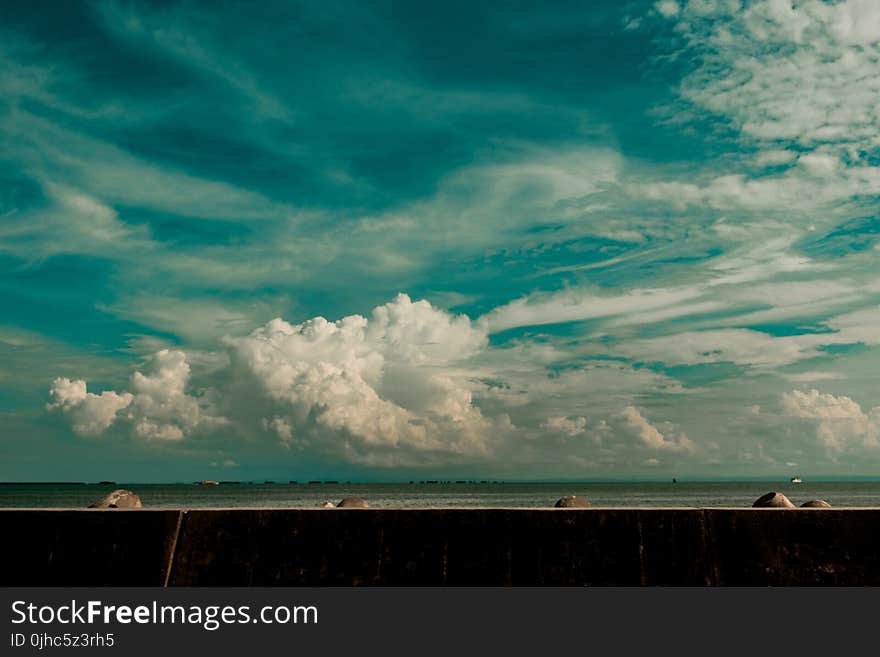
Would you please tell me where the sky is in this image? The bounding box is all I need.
[2,0,880,482]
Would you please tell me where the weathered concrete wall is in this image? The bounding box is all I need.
[706,509,880,585]
[2,509,878,586]
[167,508,713,586]
[0,509,181,586]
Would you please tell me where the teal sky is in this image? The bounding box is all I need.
[3,0,880,482]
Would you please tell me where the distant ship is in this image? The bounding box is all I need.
[790,476,802,483]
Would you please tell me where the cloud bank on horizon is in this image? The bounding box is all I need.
[2,0,880,479]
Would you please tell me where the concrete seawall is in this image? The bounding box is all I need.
[2,508,878,586]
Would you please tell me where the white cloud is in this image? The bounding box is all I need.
[783,372,844,383]
[655,1,680,18]
[798,152,840,178]
[127,350,227,441]
[15,112,295,223]
[46,289,880,471]
[0,182,152,261]
[104,296,289,344]
[49,350,226,441]
[48,378,132,437]
[49,294,717,468]
[705,237,829,286]
[614,301,880,371]
[224,294,500,465]
[484,286,704,332]
[616,406,694,453]
[479,359,685,423]
[368,293,488,364]
[781,388,880,455]
[664,0,880,156]
[50,295,506,466]
[754,149,796,167]
[542,415,588,436]
[262,416,295,446]
[353,147,624,261]
[782,389,864,421]
[483,229,867,339]
[618,329,804,369]
[637,0,880,264]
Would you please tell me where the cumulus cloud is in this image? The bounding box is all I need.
[128,349,228,440]
[48,378,132,437]
[49,295,509,466]
[541,415,588,437]
[616,406,694,453]
[49,349,226,441]
[262,416,295,446]
[781,389,880,455]
[531,406,695,470]
[48,294,715,469]
[224,294,499,465]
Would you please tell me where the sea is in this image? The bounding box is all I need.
[2,480,880,508]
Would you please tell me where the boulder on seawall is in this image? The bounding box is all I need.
[554,495,591,508]
[88,489,142,509]
[800,499,832,508]
[752,492,795,508]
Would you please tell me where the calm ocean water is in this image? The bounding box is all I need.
[2,481,880,508]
